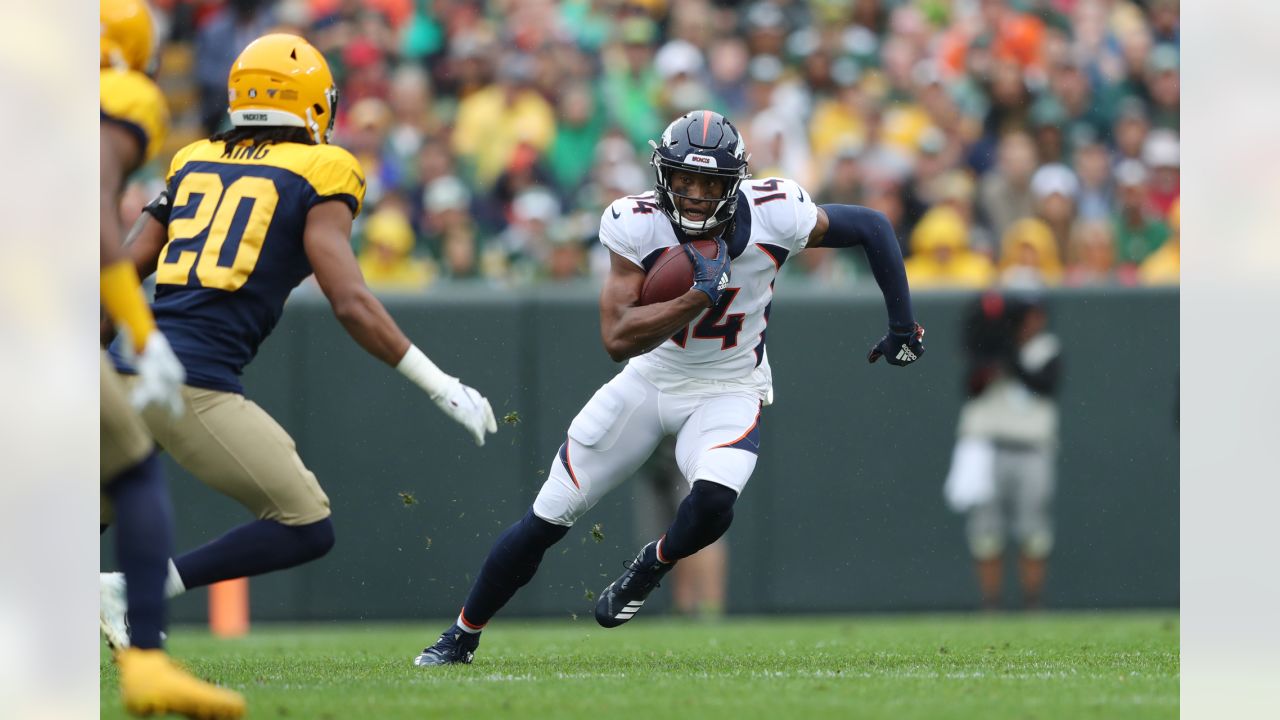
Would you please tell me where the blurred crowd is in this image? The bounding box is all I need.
[130,0,1180,292]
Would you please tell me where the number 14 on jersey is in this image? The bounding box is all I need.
[672,288,745,350]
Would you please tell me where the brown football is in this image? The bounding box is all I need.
[639,240,720,305]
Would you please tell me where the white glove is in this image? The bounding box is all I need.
[397,345,497,446]
[431,377,498,446]
[121,330,186,417]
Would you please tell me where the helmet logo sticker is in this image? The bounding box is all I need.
[248,88,257,98]
[684,154,718,168]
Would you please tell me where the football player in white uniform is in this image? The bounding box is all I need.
[414,111,925,665]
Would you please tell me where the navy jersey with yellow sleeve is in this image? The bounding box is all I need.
[112,139,365,393]
[100,68,169,163]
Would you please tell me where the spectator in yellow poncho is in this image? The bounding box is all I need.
[1139,198,1179,285]
[358,207,435,292]
[452,54,556,189]
[904,206,996,289]
[999,218,1063,287]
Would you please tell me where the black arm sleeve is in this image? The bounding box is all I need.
[142,189,172,226]
[818,203,915,331]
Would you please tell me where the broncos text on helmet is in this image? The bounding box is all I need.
[649,110,750,235]
[227,34,339,145]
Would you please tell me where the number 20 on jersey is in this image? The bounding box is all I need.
[156,171,279,292]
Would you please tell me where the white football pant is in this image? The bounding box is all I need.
[532,365,761,527]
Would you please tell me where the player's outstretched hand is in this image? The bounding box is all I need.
[684,236,731,307]
[868,323,926,367]
[432,379,498,446]
[125,330,187,416]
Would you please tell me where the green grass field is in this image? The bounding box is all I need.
[100,611,1177,719]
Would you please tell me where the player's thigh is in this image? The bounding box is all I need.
[533,369,665,525]
[137,383,331,525]
[673,394,761,494]
[101,354,152,484]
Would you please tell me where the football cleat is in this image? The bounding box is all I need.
[101,571,131,651]
[594,541,673,628]
[117,647,246,719]
[413,625,480,666]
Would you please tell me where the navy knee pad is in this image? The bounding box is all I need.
[661,480,738,560]
[689,479,738,519]
[294,517,336,560]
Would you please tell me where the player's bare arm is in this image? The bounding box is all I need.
[100,112,185,413]
[304,199,497,444]
[100,213,166,348]
[303,200,412,365]
[100,122,142,268]
[123,210,168,279]
[806,203,926,366]
[599,250,709,362]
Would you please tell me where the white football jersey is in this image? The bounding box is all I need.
[598,177,818,402]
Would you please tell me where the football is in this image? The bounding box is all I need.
[639,240,720,305]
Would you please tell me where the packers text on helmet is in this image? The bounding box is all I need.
[227,34,338,145]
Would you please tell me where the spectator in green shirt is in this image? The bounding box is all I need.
[601,17,665,155]
[545,82,607,197]
[1111,160,1168,266]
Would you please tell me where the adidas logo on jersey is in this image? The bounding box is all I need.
[896,344,917,363]
[717,273,730,291]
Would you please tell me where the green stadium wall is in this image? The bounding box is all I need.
[102,285,1178,622]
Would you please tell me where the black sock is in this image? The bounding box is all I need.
[105,452,173,649]
[659,480,737,561]
[459,509,569,630]
[173,517,335,590]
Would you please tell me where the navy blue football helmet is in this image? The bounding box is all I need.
[649,110,750,235]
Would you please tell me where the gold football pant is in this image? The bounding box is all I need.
[101,353,153,483]
[125,376,331,526]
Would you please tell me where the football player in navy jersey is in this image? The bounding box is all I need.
[413,110,925,666]
[100,33,497,642]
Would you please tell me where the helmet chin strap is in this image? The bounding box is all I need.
[651,155,742,237]
[305,107,322,144]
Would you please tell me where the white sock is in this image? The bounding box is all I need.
[164,560,186,599]
[456,613,482,634]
